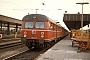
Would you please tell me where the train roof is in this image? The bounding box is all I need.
[22,14,62,27]
[22,14,51,21]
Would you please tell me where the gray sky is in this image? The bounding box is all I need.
[0,0,90,30]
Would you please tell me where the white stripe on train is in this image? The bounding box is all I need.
[21,29,62,32]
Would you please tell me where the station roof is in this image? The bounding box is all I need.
[63,14,90,30]
[0,14,22,26]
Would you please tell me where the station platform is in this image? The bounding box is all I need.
[37,35,90,60]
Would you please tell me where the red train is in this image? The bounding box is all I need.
[21,14,68,49]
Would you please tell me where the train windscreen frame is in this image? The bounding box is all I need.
[25,22,34,28]
[36,22,44,28]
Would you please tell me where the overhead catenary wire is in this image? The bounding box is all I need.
[2,0,25,10]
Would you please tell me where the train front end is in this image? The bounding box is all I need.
[21,14,51,49]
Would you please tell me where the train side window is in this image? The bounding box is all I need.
[53,24,56,30]
[50,25,53,30]
[36,22,44,28]
[50,23,53,30]
[25,22,34,28]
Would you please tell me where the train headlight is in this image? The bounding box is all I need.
[24,31,27,37]
[24,34,27,37]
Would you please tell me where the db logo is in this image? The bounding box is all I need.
[32,30,36,34]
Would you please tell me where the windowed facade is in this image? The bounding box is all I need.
[25,22,34,28]
[36,22,44,28]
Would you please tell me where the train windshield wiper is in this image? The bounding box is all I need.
[26,26,30,28]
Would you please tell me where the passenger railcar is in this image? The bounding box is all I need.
[21,14,68,49]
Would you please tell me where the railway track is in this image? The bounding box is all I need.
[0,41,22,49]
[3,39,61,60]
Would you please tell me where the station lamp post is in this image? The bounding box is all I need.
[76,2,89,37]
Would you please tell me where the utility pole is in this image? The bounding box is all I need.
[76,2,89,37]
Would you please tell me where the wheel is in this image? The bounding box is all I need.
[44,43,49,48]
[26,41,32,49]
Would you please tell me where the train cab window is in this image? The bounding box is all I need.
[36,22,44,28]
[25,22,34,28]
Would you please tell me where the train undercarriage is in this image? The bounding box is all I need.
[21,37,62,49]
[21,34,68,49]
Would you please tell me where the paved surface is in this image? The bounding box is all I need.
[37,35,90,60]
